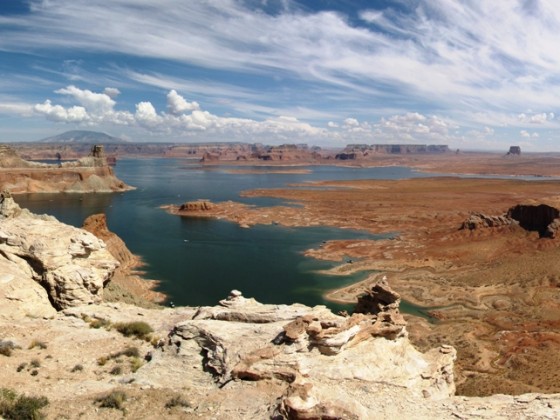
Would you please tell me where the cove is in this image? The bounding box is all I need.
[16,158,439,313]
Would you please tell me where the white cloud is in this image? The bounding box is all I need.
[166,90,200,115]
[34,100,90,123]
[103,87,121,98]
[517,112,555,124]
[520,130,539,139]
[33,85,324,141]
[55,85,116,115]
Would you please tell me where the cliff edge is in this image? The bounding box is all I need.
[0,144,132,193]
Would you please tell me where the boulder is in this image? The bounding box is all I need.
[0,195,118,312]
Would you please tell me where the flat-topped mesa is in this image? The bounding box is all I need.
[335,144,450,160]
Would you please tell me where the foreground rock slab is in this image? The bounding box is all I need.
[0,193,118,315]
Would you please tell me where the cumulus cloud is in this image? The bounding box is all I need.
[33,86,324,140]
[103,87,121,98]
[520,130,539,138]
[34,100,90,123]
[166,89,200,115]
[55,85,116,115]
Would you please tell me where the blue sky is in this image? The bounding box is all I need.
[0,0,559,150]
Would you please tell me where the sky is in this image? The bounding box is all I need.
[0,0,559,150]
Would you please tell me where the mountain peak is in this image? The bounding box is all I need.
[39,130,128,144]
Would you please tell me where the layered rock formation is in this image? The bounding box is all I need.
[0,193,118,315]
[0,144,132,193]
[460,201,560,238]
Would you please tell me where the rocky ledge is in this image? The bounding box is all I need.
[0,144,132,193]
[0,191,118,317]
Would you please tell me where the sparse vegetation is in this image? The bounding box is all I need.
[130,357,143,373]
[109,365,123,375]
[16,363,27,372]
[96,390,127,410]
[71,364,83,373]
[0,340,18,357]
[114,346,140,358]
[165,395,192,409]
[30,359,41,368]
[89,318,112,329]
[114,321,153,340]
[28,340,47,350]
[0,387,48,420]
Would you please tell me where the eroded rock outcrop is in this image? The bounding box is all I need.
[507,203,560,238]
[460,203,560,238]
[179,200,215,212]
[0,195,118,314]
[459,212,515,230]
[166,289,456,418]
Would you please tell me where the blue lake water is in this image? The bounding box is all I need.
[16,159,440,313]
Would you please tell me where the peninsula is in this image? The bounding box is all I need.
[0,144,132,193]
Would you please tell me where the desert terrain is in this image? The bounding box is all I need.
[167,152,560,396]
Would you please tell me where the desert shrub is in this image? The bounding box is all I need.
[0,388,48,420]
[97,356,108,366]
[109,366,123,375]
[114,321,153,339]
[30,370,38,376]
[89,318,112,329]
[130,357,143,373]
[16,363,27,372]
[96,390,127,410]
[71,364,83,373]
[113,347,140,358]
[28,340,47,350]
[0,341,17,357]
[30,359,41,368]
[165,395,191,409]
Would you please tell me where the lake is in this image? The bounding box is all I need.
[16,159,437,313]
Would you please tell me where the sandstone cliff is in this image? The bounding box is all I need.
[0,192,118,316]
[0,144,132,193]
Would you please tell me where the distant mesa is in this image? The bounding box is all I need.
[38,130,128,144]
[507,146,521,155]
[335,144,450,160]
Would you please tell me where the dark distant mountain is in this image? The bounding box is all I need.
[38,130,128,144]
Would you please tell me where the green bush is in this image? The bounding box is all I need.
[96,390,127,410]
[114,321,153,339]
[0,388,48,420]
